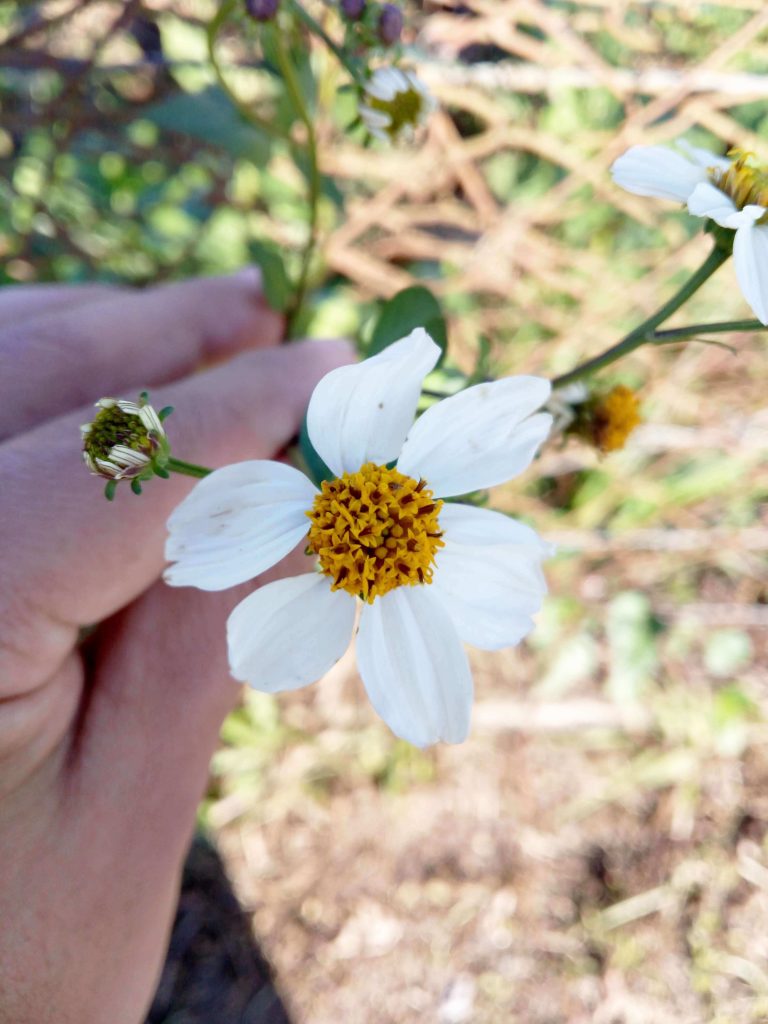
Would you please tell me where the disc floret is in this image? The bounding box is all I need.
[306,462,444,602]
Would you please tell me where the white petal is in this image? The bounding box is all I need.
[164,460,316,591]
[397,376,552,496]
[431,504,549,651]
[365,67,400,101]
[686,181,739,225]
[611,145,706,203]
[306,328,441,478]
[138,404,165,436]
[733,221,768,325]
[676,140,731,173]
[368,125,389,143]
[357,586,473,747]
[438,501,553,551]
[227,573,355,692]
[359,105,391,129]
[110,445,150,468]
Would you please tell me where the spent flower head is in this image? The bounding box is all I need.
[359,66,435,144]
[81,394,172,495]
[611,140,768,323]
[165,329,553,747]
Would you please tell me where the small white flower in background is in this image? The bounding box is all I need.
[165,329,553,747]
[359,66,436,143]
[81,397,168,480]
[611,141,768,324]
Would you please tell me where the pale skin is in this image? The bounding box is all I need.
[0,270,352,1024]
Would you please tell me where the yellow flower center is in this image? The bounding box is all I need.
[368,86,424,139]
[712,149,768,209]
[592,385,641,453]
[306,462,444,603]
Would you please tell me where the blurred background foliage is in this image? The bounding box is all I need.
[4,1,768,1021]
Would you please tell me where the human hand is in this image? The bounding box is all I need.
[0,272,351,1024]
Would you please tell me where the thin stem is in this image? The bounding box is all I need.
[272,26,321,336]
[288,0,366,86]
[166,457,212,479]
[651,318,766,343]
[552,245,730,389]
[206,0,280,140]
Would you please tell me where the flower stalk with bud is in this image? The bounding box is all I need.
[81,393,209,500]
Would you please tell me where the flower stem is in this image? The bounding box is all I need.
[287,0,366,86]
[206,0,280,141]
[166,457,212,479]
[552,244,730,389]
[651,318,766,343]
[272,26,322,337]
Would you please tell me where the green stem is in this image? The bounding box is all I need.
[552,245,730,389]
[272,26,321,336]
[287,0,366,86]
[206,0,280,140]
[166,457,212,479]
[651,318,766,343]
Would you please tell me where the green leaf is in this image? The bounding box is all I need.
[144,86,271,164]
[368,286,448,364]
[248,240,292,312]
[299,413,334,487]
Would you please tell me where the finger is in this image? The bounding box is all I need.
[0,268,283,440]
[0,339,354,695]
[0,283,124,326]
[75,553,308,821]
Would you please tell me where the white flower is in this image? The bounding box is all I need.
[81,397,168,480]
[611,141,768,324]
[359,67,436,143]
[164,329,553,747]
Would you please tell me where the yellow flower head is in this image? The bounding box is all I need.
[714,149,768,211]
[589,385,641,453]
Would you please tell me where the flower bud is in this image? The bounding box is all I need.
[340,0,366,20]
[377,3,403,45]
[81,395,171,487]
[246,0,279,22]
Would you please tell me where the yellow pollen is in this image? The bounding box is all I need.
[712,149,768,210]
[591,385,641,453]
[306,462,444,603]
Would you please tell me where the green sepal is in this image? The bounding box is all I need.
[299,413,334,487]
[154,466,170,479]
[104,480,117,501]
[368,286,448,367]
[158,406,174,421]
[131,479,143,496]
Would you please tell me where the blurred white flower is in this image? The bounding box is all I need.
[359,67,435,143]
[165,329,552,747]
[611,142,768,323]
